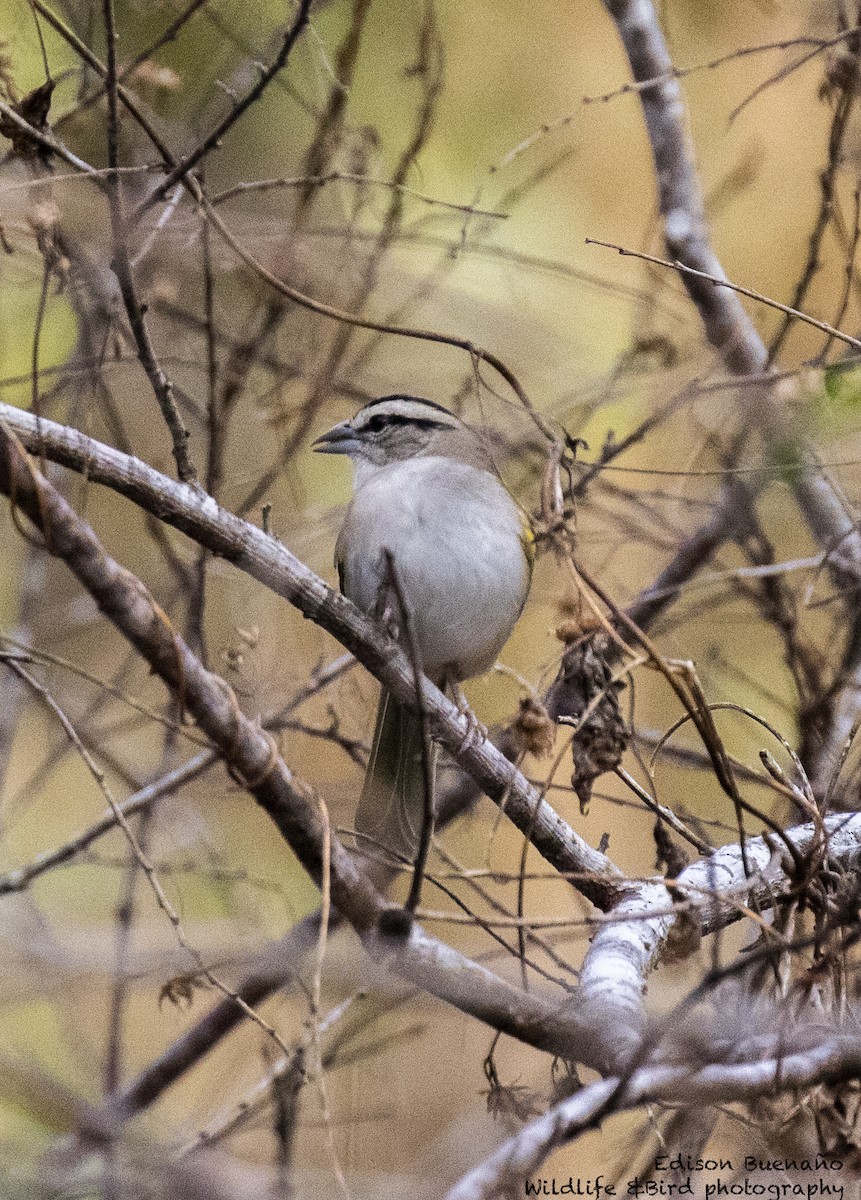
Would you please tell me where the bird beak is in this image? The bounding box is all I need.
[312,420,357,455]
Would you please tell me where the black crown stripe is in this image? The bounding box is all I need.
[363,394,454,416]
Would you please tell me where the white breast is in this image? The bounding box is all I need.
[337,456,530,682]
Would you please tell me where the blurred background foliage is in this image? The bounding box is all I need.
[1,0,860,1193]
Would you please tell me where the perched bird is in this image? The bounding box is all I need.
[314,395,533,859]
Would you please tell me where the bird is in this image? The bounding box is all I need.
[313,394,534,860]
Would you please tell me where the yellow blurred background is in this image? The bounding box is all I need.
[1,0,859,1193]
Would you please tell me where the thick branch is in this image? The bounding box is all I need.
[576,811,861,1072]
[602,0,767,373]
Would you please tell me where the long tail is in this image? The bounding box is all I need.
[355,689,434,860]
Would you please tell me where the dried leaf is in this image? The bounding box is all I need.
[0,79,55,162]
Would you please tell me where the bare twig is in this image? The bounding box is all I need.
[130,0,314,223]
[582,26,861,107]
[33,1,179,168]
[585,239,861,353]
[100,0,196,483]
[210,170,506,218]
[768,27,860,361]
[0,655,356,895]
[601,0,767,374]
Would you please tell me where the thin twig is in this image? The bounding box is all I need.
[0,654,356,895]
[582,26,861,106]
[130,0,314,223]
[585,238,861,352]
[100,0,196,482]
[210,170,506,218]
[768,28,860,362]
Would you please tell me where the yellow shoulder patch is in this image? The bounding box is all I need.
[520,517,536,568]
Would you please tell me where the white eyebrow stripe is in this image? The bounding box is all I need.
[354,398,461,429]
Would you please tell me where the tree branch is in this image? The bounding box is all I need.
[601,0,767,374]
[446,1033,861,1200]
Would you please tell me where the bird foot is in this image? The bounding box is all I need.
[452,685,488,752]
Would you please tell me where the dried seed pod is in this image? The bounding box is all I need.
[548,628,628,812]
[512,695,556,758]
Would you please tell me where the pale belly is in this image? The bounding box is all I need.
[336,457,530,682]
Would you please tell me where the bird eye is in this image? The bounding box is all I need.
[366,414,387,433]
